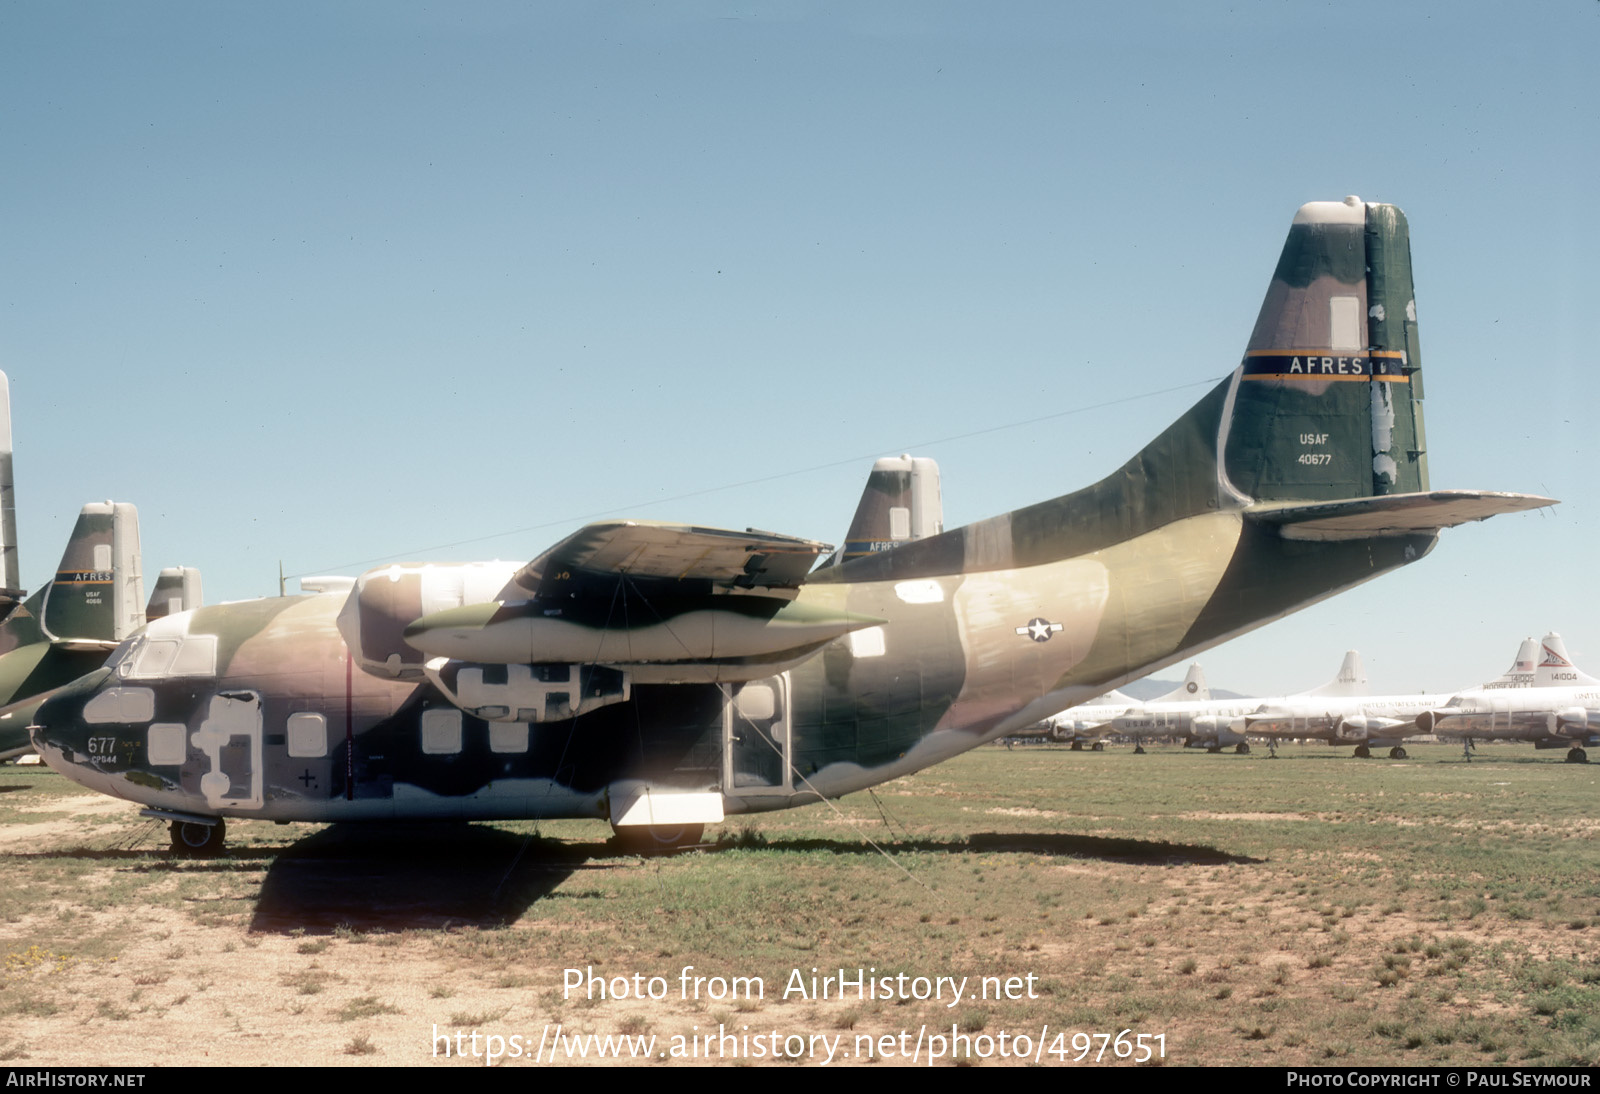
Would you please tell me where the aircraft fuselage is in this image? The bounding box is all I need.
[31,513,1437,826]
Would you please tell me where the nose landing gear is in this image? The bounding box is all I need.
[169,817,227,857]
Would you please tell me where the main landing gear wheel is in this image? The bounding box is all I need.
[1070,741,1084,751]
[1235,743,1251,755]
[612,824,704,855]
[1566,748,1589,764]
[1353,745,1372,759]
[1090,742,1105,752]
[1389,747,1409,760]
[169,818,226,858]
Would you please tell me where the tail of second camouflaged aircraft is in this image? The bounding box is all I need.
[0,502,148,756]
[40,502,145,647]
[0,502,146,656]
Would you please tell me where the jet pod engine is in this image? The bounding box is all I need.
[337,561,522,679]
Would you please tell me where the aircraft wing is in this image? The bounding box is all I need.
[508,520,833,598]
[1247,491,1555,542]
[390,521,879,694]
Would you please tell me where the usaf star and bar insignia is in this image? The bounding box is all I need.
[1015,617,1062,643]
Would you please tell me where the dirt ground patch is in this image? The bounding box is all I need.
[3,746,1597,1067]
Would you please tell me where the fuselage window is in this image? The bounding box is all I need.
[147,723,188,766]
[735,684,775,721]
[84,687,156,726]
[489,722,529,754]
[421,708,463,755]
[286,712,328,758]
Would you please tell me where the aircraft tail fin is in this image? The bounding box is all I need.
[0,373,18,604]
[145,566,203,623]
[834,455,943,566]
[1223,198,1427,502]
[1151,663,1209,704]
[1301,650,1367,698]
[1467,637,1539,691]
[39,502,145,647]
[1535,632,1600,687]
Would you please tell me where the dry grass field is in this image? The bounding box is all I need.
[2,741,1597,1067]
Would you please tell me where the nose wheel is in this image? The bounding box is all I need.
[169,818,226,857]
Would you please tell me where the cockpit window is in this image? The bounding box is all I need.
[137,638,181,677]
[116,633,219,680]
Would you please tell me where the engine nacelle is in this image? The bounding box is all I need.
[1333,715,1371,741]
[1555,707,1588,737]
[336,561,520,678]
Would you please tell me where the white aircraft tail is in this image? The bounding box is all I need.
[1535,632,1600,687]
[1299,649,1367,698]
[1094,688,1138,708]
[1152,663,1209,704]
[1471,637,1539,691]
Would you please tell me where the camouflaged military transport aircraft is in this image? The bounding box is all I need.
[31,198,1555,855]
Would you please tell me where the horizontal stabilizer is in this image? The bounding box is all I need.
[1247,490,1554,541]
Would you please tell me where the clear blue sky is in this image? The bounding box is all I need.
[2,1,1595,696]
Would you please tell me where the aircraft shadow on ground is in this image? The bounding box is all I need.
[13,823,1256,934]
[247,826,1260,933]
[716,832,1257,865]
[250,823,608,934]
[962,831,1258,863]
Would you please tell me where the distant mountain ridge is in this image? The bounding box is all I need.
[1121,677,1251,702]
